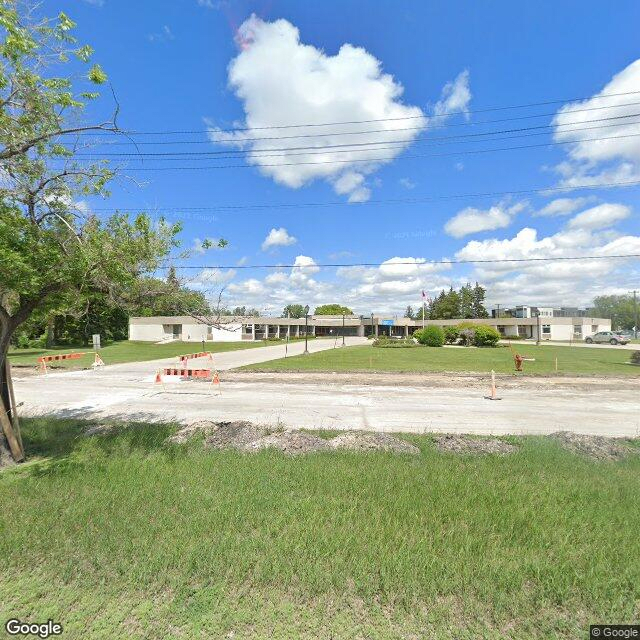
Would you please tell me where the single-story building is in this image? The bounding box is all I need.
[128,315,611,343]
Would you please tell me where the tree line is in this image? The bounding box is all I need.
[405,283,489,320]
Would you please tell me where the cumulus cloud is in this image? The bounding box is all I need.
[553,58,640,187]
[433,70,471,120]
[261,227,297,251]
[567,203,630,230]
[455,214,640,306]
[444,201,527,238]
[209,16,469,201]
[534,196,595,217]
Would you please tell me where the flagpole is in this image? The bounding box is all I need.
[422,301,425,329]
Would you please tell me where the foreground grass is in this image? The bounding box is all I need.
[7,338,300,369]
[0,419,638,638]
[243,343,640,376]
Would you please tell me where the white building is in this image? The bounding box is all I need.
[128,314,611,343]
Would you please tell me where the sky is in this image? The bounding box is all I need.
[59,0,640,314]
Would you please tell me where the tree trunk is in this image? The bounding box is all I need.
[0,318,15,462]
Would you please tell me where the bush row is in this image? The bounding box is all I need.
[414,323,501,348]
[372,337,417,348]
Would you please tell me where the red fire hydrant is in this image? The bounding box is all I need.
[514,354,524,371]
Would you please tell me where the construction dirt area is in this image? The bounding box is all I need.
[11,340,640,437]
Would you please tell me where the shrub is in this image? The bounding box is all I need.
[472,325,501,347]
[415,325,444,347]
[458,327,476,346]
[443,326,460,344]
[631,351,640,365]
[15,333,30,349]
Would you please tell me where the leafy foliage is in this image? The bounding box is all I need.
[415,325,444,347]
[427,283,488,320]
[314,304,353,315]
[282,304,306,318]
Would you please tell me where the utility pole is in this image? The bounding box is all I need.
[496,303,501,319]
[342,312,345,347]
[536,310,541,345]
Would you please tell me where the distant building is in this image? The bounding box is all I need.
[492,305,590,319]
[129,313,611,343]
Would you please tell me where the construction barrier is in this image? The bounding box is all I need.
[93,353,105,368]
[161,368,212,379]
[178,351,213,367]
[37,352,85,374]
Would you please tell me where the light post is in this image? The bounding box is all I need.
[536,310,541,345]
[303,305,310,354]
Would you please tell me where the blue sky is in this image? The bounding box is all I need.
[62,0,640,313]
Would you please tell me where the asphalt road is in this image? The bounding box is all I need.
[13,339,640,437]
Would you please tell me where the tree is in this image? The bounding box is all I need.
[472,282,489,318]
[0,5,181,461]
[404,305,414,319]
[314,304,353,315]
[282,304,306,318]
[592,294,636,330]
[459,283,474,319]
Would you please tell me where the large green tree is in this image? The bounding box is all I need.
[282,304,306,319]
[314,304,353,315]
[0,4,181,460]
[592,294,638,330]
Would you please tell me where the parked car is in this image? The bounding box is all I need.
[585,331,630,345]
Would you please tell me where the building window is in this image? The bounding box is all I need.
[592,325,598,333]
[542,325,551,335]
[573,325,582,337]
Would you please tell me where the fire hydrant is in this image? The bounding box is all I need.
[514,353,524,371]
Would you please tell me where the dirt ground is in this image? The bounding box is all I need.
[166,421,420,455]
[220,370,640,392]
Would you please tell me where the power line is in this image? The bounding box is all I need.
[72,113,640,158]
[96,132,640,170]
[165,254,640,271]
[59,90,640,138]
[64,98,640,147]
[87,179,640,214]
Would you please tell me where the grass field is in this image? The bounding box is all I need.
[7,338,303,369]
[243,343,640,376]
[1,418,639,639]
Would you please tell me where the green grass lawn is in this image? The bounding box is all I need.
[0,418,638,639]
[7,338,300,369]
[243,343,640,376]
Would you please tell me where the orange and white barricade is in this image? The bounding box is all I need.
[37,352,85,374]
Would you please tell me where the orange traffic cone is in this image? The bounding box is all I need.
[212,370,221,395]
[93,352,105,367]
[154,370,162,384]
[484,370,502,401]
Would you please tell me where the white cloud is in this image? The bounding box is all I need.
[147,25,174,43]
[455,216,640,307]
[567,203,630,230]
[553,58,640,187]
[80,0,105,6]
[534,196,595,217]
[209,17,468,202]
[444,201,526,238]
[433,70,471,120]
[399,177,416,189]
[261,227,297,251]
